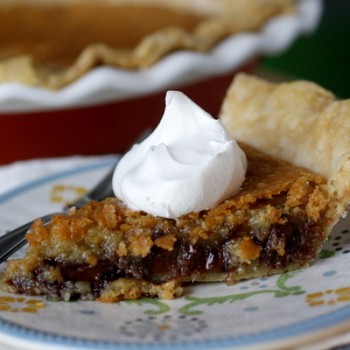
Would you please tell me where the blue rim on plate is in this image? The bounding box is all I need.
[0,305,350,350]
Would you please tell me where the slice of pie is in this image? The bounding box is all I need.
[0,0,294,88]
[1,74,350,302]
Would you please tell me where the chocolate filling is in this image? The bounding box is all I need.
[8,217,323,300]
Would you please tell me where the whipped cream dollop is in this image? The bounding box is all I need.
[113,91,247,219]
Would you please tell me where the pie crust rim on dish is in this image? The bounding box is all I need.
[0,0,295,89]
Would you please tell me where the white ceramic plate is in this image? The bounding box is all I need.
[0,160,350,350]
[0,0,322,113]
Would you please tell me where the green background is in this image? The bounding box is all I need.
[261,0,350,98]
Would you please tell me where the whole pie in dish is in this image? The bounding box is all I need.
[0,0,295,89]
[1,74,350,302]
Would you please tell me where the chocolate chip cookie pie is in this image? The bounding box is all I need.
[2,74,350,302]
[0,0,294,89]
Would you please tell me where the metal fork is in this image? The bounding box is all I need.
[0,129,151,263]
[0,163,115,264]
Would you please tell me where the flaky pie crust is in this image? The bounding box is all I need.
[220,73,350,231]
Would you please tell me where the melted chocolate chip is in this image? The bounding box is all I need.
[10,216,324,300]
